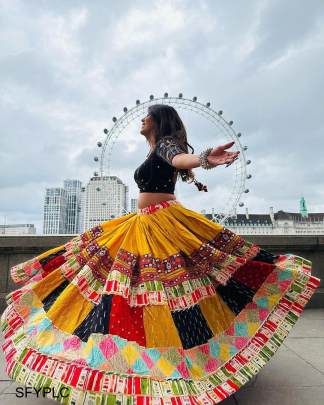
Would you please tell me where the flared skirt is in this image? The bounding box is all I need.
[0,199,321,404]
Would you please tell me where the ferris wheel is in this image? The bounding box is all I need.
[93,93,252,224]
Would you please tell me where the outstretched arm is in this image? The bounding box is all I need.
[172,141,240,170]
[171,153,201,169]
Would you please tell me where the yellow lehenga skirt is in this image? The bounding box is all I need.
[0,199,321,404]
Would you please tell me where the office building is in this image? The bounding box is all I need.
[43,188,68,234]
[80,175,128,231]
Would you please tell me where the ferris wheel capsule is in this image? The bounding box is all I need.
[123,107,128,113]
[164,92,168,98]
[112,117,117,122]
[246,160,251,165]
[206,102,211,107]
[103,128,108,134]
[237,132,242,137]
[243,146,248,150]
[97,142,102,147]
[247,174,252,179]
[239,202,244,207]
[149,94,154,100]
[136,100,140,105]
[193,96,197,101]
[179,93,183,98]
[94,156,99,162]
[218,110,223,115]
[229,120,233,125]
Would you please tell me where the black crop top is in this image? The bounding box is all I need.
[134,137,186,194]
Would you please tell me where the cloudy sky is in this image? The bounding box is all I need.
[1,0,323,233]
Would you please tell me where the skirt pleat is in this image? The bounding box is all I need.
[0,199,321,404]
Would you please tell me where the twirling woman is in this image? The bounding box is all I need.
[1,104,320,404]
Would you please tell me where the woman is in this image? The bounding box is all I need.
[1,104,320,404]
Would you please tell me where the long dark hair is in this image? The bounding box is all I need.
[147,104,207,191]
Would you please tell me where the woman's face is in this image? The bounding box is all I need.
[140,113,155,138]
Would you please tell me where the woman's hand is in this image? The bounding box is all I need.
[207,141,240,167]
[172,141,239,170]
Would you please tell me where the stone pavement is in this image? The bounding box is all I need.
[0,309,323,405]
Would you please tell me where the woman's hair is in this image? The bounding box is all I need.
[147,104,196,185]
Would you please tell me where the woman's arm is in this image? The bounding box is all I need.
[171,153,200,169]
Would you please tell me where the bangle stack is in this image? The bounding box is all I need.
[198,147,214,170]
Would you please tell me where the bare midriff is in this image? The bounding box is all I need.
[137,192,177,209]
[137,170,178,209]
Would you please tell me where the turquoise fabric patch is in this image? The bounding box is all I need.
[278,269,292,281]
[87,346,106,368]
[209,340,220,357]
[255,297,268,308]
[132,358,150,374]
[39,342,64,354]
[234,322,248,336]
[147,348,161,362]
[37,317,52,332]
[113,335,129,350]
[170,369,181,379]
[230,345,238,357]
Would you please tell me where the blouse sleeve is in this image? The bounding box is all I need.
[155,137,186,166]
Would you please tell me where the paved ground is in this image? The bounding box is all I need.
[0,308,323,404]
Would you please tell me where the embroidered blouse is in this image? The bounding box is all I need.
[133,137,186,193]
